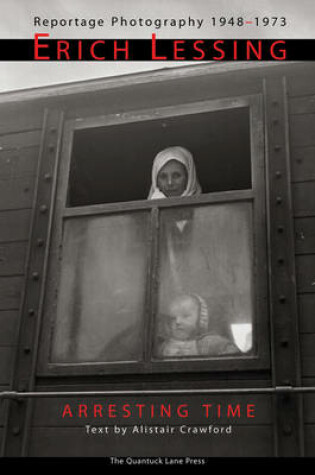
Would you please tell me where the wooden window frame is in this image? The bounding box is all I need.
[38,94,270,376]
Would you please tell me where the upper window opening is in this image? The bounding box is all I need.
[68,107,251,207]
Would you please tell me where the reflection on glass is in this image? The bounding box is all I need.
[154,203,254,359]
[231,323,253,353]
[51,213,148,363]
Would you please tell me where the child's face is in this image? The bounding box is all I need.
[169,297,199,340]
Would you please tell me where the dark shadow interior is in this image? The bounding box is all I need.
[68,106,251,206]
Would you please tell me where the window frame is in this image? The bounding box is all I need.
[38,94,269,376]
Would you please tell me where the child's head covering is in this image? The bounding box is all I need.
[191,294,209,334]
[148,146,202,199]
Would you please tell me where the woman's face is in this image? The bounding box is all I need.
[157,159,188,197]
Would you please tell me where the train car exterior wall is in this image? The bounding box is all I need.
[0,62,314,457]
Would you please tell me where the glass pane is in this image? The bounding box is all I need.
[51,213,148,363]
[154,203,254,359]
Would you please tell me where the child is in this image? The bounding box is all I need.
[158,294,239,358]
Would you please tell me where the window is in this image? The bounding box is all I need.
[39,95,268,375]
[68,105,251,207]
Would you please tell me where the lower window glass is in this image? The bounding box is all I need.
[154,203,254,359]
[51,212,149,363]
[50,202,255,366]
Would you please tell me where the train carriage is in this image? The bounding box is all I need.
[0,61,314,458]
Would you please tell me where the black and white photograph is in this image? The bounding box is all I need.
[0,0,315,463]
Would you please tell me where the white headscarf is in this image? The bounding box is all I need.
[148,146,202,199]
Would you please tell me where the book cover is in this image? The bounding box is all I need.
[0,0,314,466]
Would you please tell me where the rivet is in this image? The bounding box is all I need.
[277,225,284,233]
[280,338,289,347]
[275,171,282,178]
[36,238,45,247]
[12,426,20,436]
[28,308,35,316]
[24,347,31,354]
[276,196,283,204]
[297,231,305,241]
[48,144,55,152]
[274,145,281,152]
[44,173,52,182]
[50,127,57,134]
[279,295,286,303]
[283,424,293,436]
[272,100,279,107]
[32,272,40,281]
[39,205,48,214]
[278,257,284,264]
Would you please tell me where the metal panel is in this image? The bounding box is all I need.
[264,76,303,456]
[1,108,64,457]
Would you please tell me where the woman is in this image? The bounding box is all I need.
[148,146,202,252]
[148,146,202,199]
